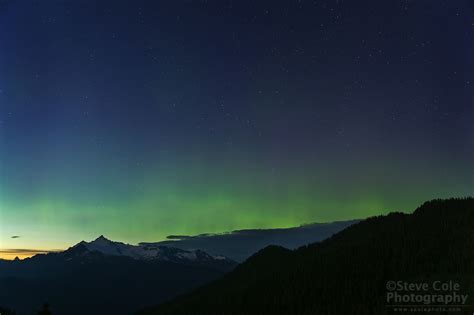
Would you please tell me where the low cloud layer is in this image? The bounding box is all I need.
[142,220,359,262]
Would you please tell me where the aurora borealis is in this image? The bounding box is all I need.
[0,1,472,259]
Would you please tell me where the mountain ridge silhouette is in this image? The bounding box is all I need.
[139,197,474,315]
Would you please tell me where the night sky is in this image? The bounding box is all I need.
[0,0,472,257]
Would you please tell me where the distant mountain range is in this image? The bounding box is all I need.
[140,198,474,315]
[73,235,230,264]
[143,220,358,262]
[3,198,471,315]
[0,219,356,314]
[0,236,235,315]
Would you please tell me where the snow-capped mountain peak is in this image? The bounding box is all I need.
[66,236,233,264]
[93,235,110,243]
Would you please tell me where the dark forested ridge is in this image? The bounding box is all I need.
[140,198,474,315]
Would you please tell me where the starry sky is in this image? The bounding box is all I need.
[0,0,472,258]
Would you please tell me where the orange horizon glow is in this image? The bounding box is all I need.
[0,249,63,260]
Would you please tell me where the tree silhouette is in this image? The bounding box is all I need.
[37,303,51,315]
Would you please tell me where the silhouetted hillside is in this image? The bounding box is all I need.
[140,198,474,315]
